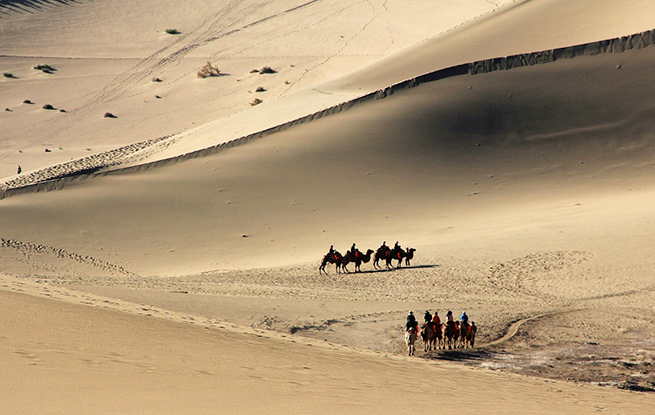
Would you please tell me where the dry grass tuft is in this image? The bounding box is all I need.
[197,61,221,78]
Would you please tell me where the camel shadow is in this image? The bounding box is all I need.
[349,264,440,275]
[426,349,494,362]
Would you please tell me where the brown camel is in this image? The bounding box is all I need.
[373,247,391,270]
[470,322,477,347]
[386,247,405,268]
[404,248,416,266]
[444,320,458,349]
[420,322,440,352]
[342,249,374,272]
[319,251,343,274]
[459,321,472,348]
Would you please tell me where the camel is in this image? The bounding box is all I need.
[319,251,344,274]
[405,329,417,356]
[459,321,472,348]
[373,247,391,270]
[404,248,416,266]
[444,320,458,349]
[420,321,441,352]
[470,322,477,347]
[386,247,405,268]
[342,249,374,272]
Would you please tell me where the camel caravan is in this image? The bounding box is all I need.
[404,310,477,356]
[319,241,416,274]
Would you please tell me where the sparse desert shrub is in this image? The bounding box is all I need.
[3,72,15,78]
[34,64,56,73]
[250,69,260,73]
[197,61,221,78]
[255,86,266,92]
[259,66,276,74]
[5,108,11,111]
[23,99,33,104]
[104,112,117,118]
[42,104,55,110]
[152,77,162,82]
[165,28,180,35]
[250,98,263,106]
[59,109,66,112]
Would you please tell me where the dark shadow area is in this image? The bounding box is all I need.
[346,264,440,275]
[425,348,498,362]
[0,0,84,17]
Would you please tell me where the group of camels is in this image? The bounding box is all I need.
[319,245,416,274]
[405,320,477,356]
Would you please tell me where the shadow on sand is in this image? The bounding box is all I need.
[1,0,84,17]
[345,264,440,275]
[425,349,497,363]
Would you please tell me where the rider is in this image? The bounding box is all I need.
[406,311,418,333]
[446,310,454,323]
[351,242,358,257]
[460,311,469,325]
[379,241,389,254]
[423,310,432,324]
[432,311,441,328]
[327,245,338,261]
[394,241,402,251]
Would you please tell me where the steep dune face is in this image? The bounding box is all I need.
[1,42,654,276]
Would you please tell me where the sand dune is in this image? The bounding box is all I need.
[2,0,655,412]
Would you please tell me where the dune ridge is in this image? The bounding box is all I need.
[1,27,654,200]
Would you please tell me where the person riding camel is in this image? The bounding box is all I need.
[432,311,441,329]
[351,243,359,258]
[423,310,432,324]
[460,311,469,324]
[394,241,402,251]
[406,311,418,334]
[327,245,337,261]
[379,241,389,254]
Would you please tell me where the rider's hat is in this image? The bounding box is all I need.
[409,310,413,315]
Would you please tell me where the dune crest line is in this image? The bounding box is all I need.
[1,28,654,200]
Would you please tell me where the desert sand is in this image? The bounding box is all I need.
[2,0,655,413]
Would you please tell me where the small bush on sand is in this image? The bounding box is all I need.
[165,28,180,35]
[3,72,15,78]
[259,66,276,74]
[23,99,33,104]
[197,61,221,78]
[250,98,263,106]
[42,104,55,110]
[152,77,162,82]
[34,64,56,73]
[104,112,117,118]
[255,86,266,92]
